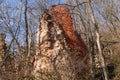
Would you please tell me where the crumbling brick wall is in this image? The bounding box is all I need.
[49,5,88,56]
[33,5,89,80]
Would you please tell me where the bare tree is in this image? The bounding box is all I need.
[88,0,109,80]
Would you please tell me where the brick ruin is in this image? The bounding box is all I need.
[33,5,89,80]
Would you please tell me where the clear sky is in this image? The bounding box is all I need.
[57,0,67,4]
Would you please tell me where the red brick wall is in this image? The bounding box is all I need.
[49,5,88,57]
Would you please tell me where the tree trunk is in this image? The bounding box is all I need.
[88,0,109,80]
[0,33,6,79]
[0,33,6,63]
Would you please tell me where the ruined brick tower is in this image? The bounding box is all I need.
[33,5,88,80]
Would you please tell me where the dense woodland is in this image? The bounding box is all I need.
[0,0,120,80]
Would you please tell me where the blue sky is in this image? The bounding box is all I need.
[1,0,67,7]
[56,0,67,4]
